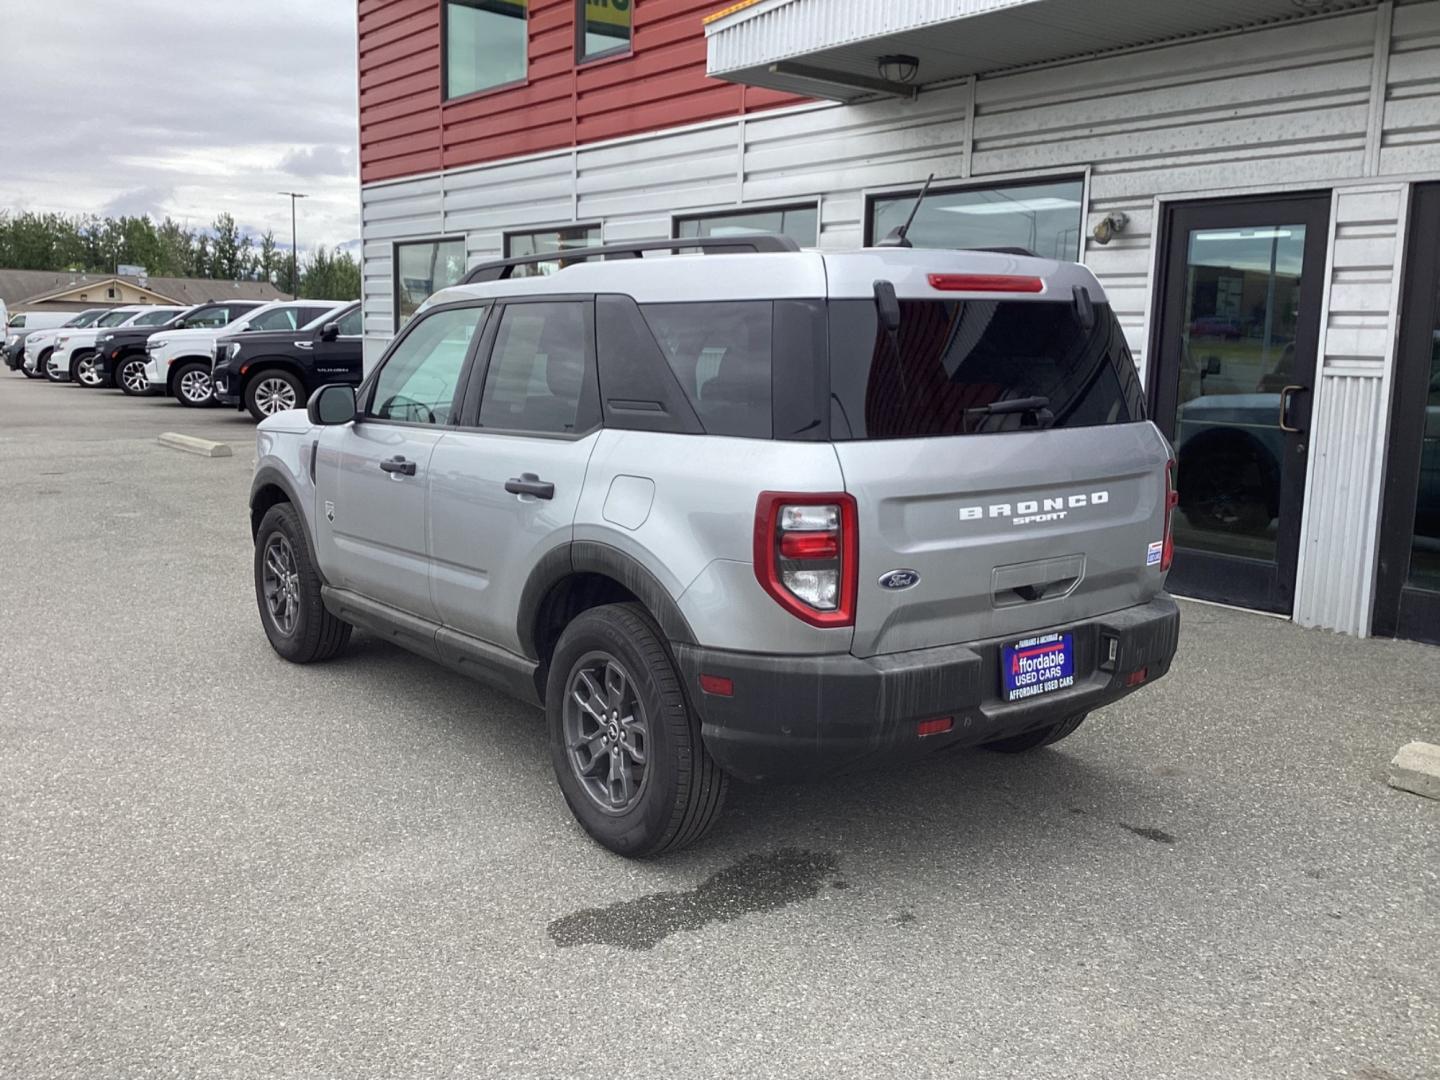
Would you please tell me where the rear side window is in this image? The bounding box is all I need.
[478,302,595,435]
[640,302,772,439]
[250,308,301,331]
[827,299,1144,440]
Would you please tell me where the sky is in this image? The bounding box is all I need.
[0,1,361,256]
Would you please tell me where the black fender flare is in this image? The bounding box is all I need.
[248,463,326,574]
[515,540,697,661]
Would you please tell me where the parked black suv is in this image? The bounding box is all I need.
[95,300,266,395]
[213,301,364,421]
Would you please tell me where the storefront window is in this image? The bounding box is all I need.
[445,0,528,99]
[578,0,631,61]
[870,178,1084,260]
[394,238,468,329]
[675,205,819,248]
[1408,316,1440,592]
[505,225,602,278]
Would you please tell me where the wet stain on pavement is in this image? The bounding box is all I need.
[1121,824,1176,844]
[548,848,840,950]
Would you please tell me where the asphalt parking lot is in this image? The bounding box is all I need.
[1,372,1437,1080]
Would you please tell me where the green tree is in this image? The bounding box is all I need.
[256,230,281,285]
[210,213,247,280]
[190,233,210,279]
[298,246,361,301]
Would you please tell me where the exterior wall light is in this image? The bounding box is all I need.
[877,55,919,84]
[1091,211,1129,245]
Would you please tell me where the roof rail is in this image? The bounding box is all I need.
[460,234,801,284]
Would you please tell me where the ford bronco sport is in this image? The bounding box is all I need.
[248,235,1180,857]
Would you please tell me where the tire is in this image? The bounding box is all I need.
[71,351,106,388]
[173,361,214,407]
[116,356,154,396]
[254,503,352,663]
[245,370,305,422]
[44,351,69,382]
[22,354,47,379]
[982,712,1088,753]
[547,602,727,857]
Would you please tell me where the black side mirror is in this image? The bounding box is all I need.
[319,322,340,343]
[873,280,901,333]
[307,383,357,426]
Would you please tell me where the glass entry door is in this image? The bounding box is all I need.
[1150,195,1331,613]
[1375,183,1440,644]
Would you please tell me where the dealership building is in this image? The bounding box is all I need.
[356,0,1440,644]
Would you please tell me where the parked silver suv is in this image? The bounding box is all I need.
[248,236,1180,856]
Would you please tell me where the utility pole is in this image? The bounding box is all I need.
[277,191,308,299]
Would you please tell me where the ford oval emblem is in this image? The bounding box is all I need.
[878,569,921,591]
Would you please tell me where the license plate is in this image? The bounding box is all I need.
[1001,632,1075,702]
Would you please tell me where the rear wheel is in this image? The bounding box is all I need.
[173,361,213,407]
[72,351,106,387]
[547,603,727,857]
[254,503,351,663]
[982,712,1088,753]
[245,370,305,421]
[116,356,154,396]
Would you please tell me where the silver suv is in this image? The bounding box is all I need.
[248,236,1180,856]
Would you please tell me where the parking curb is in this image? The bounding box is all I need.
[1387,741,1440,801]
[158,432,233,458]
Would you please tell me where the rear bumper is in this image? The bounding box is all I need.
[675,595,1180,782]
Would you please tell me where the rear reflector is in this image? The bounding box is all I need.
[917,716,954,738]
[1124,668,1149,687]
[698,674,733,697]
[928,273,1045,294]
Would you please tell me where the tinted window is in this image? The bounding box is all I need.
[249,308,301,331]
[445,0,526,98]
[479,302,591,434]
[505,225,601,279]
[133,310,177,326]
[186,307,232,329]
[336,307,363,336]
[10,315,25,328]
[396,239,467,328]
[369,306,484,425]
[675,205,818,249]
[871,179,1084,261]
[828,300,1143,440]
[579,0,630,61]
[640,302,772,438]
[97,311,134,327]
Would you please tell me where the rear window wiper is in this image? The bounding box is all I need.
[964,396,1053,432]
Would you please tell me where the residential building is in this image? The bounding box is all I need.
[0,269,285,313]
[355,0,1440,644]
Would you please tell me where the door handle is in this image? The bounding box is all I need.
[505,472,555,499]
[1278,384,1306,434]
[379,455,416,476]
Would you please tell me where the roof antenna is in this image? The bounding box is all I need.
[877,173,934,248]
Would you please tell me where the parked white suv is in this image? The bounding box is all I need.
[146,299,348,406]
[48,306,183,385]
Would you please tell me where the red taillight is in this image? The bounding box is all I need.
[1161,458,1178,572]
[927,273,1045,294]
[753,492,858,628]
[698,674,733,697]
[917,717,954,738]
[1125,667,1149,687]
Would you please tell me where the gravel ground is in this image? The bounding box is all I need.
[1,372,1437,1080]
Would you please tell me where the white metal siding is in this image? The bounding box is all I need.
[359,0,1440,633]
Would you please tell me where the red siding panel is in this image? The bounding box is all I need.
[358,0,807,185]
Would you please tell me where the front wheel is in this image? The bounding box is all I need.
[245,370,305,422]
[173,361,214,407]
[22,354,47,379]
[547,603,727,857]
[116,356,154,396]
[72,351,106,387]
[254,503,352,663]
[982,712,1088,753]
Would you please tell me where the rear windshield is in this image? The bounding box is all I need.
[828,299,1144,440]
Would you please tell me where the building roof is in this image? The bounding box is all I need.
[0,269,285,309]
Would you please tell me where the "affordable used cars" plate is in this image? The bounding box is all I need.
[1001,632,1075,702]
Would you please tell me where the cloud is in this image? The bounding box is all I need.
[280,145,355,178]
[0,0,360,254]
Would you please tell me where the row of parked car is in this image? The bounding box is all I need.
[2,297,363,421]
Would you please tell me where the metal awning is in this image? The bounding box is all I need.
[704,0,1375,101]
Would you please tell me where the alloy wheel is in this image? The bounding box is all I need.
[253,377,298,416]
[261,533,300,637]
[46,355,65,380]
[76,356,102,386]
[179,369,212,404]
[120,360,149,394]
[563,653,650,814]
